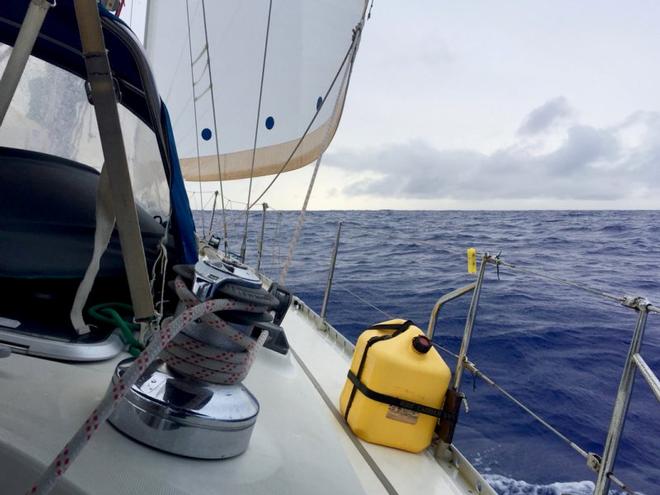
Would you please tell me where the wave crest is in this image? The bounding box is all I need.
[484,474,596,495]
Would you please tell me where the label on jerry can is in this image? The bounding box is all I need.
[386,405,418,425]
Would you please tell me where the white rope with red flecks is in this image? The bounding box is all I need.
[28,276,268,495]
[161,277,268,384]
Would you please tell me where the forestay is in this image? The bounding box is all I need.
[144,0,368,182]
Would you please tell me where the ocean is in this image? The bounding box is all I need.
[195,209,660,495]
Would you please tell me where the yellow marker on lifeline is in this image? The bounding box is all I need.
[467,247,477,274]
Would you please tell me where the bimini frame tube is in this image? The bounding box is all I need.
[0,0,54,125]
[73,0,155,322]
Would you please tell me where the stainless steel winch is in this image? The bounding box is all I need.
[109,257,291,459]
[109,359,260,459]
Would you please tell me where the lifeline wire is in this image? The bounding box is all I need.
[241,0,273,262]
[485,255,659,314]
[487,256,624,304]
[463,360,638,495]
[200,0,229,255]
[184,0,206,236]
[339,285,395,320]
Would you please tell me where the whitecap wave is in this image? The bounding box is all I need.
[484,474,599,495]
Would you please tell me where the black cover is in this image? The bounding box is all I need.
[0,147,164,279]
[0,147,166,333]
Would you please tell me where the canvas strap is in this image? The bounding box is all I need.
[75,0,155,322]
[344,320,413,421]
[70,165,116,334]
[346,370,451,419]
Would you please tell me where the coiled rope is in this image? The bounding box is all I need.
[161,277,268,384]
[28,276,267,495]
[87,303,143,357]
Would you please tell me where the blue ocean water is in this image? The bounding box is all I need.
[195,210,660,495]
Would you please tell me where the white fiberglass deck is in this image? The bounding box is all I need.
[0,301,490,495]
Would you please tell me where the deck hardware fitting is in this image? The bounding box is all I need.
[586,452,601,472]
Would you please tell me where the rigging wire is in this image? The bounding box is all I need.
[463,359,638,495]
[240,0,274,262]
[484,255,627,306]
[247,23,364,210]
[184,0,205,236]
[200,0,229,255]
[338,285,395,320]
[193,84,212,102]
[278,155,323,284]
[162,2,201,103]
[192,59,210,86]
[278,22,362,284]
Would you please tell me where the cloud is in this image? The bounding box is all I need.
[326,99,660,203]
[517,96,573,136]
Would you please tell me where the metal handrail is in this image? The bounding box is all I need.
[594,300,655,495]
[426,283,476,339]
[455,253,658,495]
[633,353,660,402]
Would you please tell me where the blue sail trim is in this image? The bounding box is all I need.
[161,104,199,265]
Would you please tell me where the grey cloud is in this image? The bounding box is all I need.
[517,96,573,136]
[326,107,660,202]
[544,125,619,174]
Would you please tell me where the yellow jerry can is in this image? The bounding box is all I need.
[339,319,452,453]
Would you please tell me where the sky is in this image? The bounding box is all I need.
[128,0,660,210]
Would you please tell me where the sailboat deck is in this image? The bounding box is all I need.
[0,302,488,495]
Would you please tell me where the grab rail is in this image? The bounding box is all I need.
[426,283,476,340]
[454,253,658,495]
[593,298,656,495]
[633,353,660,402]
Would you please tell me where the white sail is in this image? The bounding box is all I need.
[144,0,367,182]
